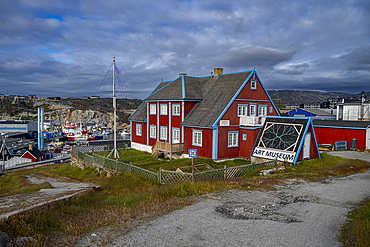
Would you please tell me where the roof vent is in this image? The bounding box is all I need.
[179,73,187,77]
[214,68,223,77]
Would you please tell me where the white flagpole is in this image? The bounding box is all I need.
[108,55,120,159]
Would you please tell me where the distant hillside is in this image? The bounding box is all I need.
[267,90,369,106]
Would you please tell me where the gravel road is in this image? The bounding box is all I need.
[80,151,370,247]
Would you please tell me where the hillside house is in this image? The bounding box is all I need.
[129,68,280,160]
[21,146,44,162]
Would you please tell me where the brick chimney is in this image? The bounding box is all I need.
[179,73,187,77]
[29,144,33,151]
[214,68,223,77]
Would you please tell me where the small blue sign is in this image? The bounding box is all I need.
[189,149,197,158]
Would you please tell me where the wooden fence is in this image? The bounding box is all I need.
[72,147,277,184]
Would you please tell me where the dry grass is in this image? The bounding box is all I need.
[338,199,370,246]
[0,173,53,197]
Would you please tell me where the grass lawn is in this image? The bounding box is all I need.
[0,152,369,246]
[95,148,251,172]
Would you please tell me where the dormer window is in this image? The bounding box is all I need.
[251,80,257,90]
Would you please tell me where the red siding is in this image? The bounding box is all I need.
[237,77,270,101]
[171,101,183,128]
[314,126,367,150]
[308,127,320,160]
[217,126,240,159]
[184,127,213,159]
[22,152,37,162]
[131,122,147,145]
[21,151,44,162]
[219,76,279,125]
[148,103,157,146]
[239,128,261,158]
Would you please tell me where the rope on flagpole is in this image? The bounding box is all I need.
[94,62,113,96]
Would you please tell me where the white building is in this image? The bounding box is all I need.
[337,93,370,121]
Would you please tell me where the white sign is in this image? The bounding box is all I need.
[220,120,230,126]
[252,147,296,163]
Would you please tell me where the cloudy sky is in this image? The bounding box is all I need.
[0,0,369,99]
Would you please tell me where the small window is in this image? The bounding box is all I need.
[270,106,273,114]
[228,132,238,147]
[242,134,247,141]
[136,124,142,136]
[251,80,257,90]
[172,104,180,116]
[192,130,202,146]
[150,125,156,139]
[160,104,167,115]
[160,127,167,140]
[259,106,267,116]
[250,104,257,116]
[150,104,156,115]
[238,105,248,117]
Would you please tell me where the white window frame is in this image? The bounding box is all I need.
[172,104,180,116]
[172,128,180,143]
[238,104,248,117]
[251,80,257,90]
[259,105,267,116]
[160,104,168,115]
[136,124,142,136]
[250,104,257,116]
[150,125,156,139]
[270,106,273,114]
[160,126,167,140]
[192,130,202,147]
[228,131,239,148]
[150,104,156,115]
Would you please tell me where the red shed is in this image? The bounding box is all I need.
[21,148,44,162]
[313,120,370,150]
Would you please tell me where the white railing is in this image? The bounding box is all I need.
[240,116,266,126]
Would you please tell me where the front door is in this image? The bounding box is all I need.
[173,128,180,144]
[303,133,311,159]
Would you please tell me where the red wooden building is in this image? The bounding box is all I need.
[21,147,44,162]
[129,68,280,159]
[313,120,370,150]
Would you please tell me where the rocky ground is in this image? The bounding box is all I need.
[0,98,142,125]
[76,151,370,247]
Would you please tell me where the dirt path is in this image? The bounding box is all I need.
[79,151,370,247]
[0,174,99,220]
